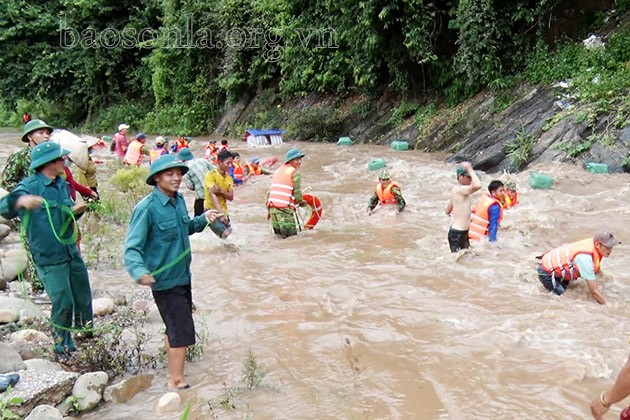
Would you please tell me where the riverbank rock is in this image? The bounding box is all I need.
[0,308,18,323]
[0,248,27,282]
[156,392,181,413]
[24,359,63,372]
[103,373,153,403]
[92,297,114,317]
[0,225,10,242]
[24,404,63,420]
[71,371,108,411]
[9,329,52,345]
[2,369,79,417]
[0,342,26,373]
[0,296,44,321]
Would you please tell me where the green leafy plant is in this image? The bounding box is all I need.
[242,349,267,390]
[64,395,83,414]
[0,386,23,420]
[491,92,513,114]
[557,135,594,157]
[388,102,419,126]
[505,124,535,168]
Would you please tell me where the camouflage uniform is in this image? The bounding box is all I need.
[367,185,406,213]
[269,171,304,238]
[1,146,43,292]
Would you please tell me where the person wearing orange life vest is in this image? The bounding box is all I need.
[468,180,505,242]
[204,140,218,161]
[267,148,306,238]
[367,170,405,215]
[244,157,271,177]
[502,180,519,209]
[228,152,247,185]
[123,132,150,166]
[537,231,620,304]
[170,135,189,153]
[149,136,170,164]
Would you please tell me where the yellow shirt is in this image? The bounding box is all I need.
[203,169,233,214]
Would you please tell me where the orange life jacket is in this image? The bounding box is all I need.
[469,195,503,240]
[540,238,602,281]
[376,182,399,205]
[204,144,217,160]
[246,164,263,176]
[504,191,519,209]
[123,140,144,165]
[232,162,244,181]
[175,138,188,152]
[267,164,297,209]
[149,147,165,164]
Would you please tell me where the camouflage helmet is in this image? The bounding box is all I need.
[22,119,52,143]
[378,169,390,180]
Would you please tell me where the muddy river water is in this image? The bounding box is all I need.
[2,131,629,419]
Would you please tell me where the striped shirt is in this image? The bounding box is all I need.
[184,158,214,199]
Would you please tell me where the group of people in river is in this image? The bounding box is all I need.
[0,119,625,415]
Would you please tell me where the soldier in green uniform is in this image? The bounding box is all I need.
[1,120,54,293]
[0,142,93,354]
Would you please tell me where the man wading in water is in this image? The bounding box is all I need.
[444,162,481,252]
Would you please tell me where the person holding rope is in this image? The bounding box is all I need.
[267,148,307,238]
[0,142,93,355]
[203,149,234,239]
[124,154,221,390]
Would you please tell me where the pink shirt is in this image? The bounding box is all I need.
[113,132,129,158]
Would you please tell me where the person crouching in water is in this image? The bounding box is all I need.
[267,148,306,238]
[203,149,234,239]
[0,142,94,355]
[367,170,405,215]
[537,231,620,304]
[124,155,221,389]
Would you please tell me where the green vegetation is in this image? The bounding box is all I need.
[505,124,535,168]
[1,0,626,133]
[0,387,22,420]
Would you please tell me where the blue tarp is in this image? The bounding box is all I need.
[245,129,285,136]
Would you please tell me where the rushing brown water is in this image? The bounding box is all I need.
[2,130,629,419]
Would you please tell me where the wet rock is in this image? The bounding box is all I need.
[24,359,64,372]
[71,371,109,411]
[9,329,52,345]
[132,299,151,313]
[92,297,115,317]
[113,294,127,306]
[0,296,44,321]
[6,369,79,418]
[0,308,18,323]
[156,392,181,413]
[0,224,10,242]
[24,404,63,420]
[0,342,26,373]
[103,373,153,403]
[0,248,27,282]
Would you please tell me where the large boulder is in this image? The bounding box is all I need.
[23,359,64,372]
[0,342,26,373]
[0,297,44,321]
[103,373,153,403]
[71,371,109,411]
[1,369,79,417]
[0,249,28,283]
[24,404,63,420]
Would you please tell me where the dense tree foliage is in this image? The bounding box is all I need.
[0,0,623,132]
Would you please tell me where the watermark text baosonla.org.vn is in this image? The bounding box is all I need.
[59,14,339,62]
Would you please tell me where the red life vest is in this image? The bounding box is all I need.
[267,164,297,209]
[468,195,503,240]
[376,182,399,205]
[540,238,602,281]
